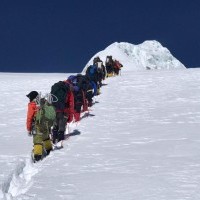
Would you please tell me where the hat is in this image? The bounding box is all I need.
[26,91,38,101]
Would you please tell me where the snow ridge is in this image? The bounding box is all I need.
[83,40,185,72]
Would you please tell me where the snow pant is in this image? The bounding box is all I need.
[114,68,120,75]
[74,112,81,122]
[33,121,53,160]
[67,112,74,123]
[52,112,68,143]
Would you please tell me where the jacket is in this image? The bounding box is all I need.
[26,101,37,131]
[64,91,74,114]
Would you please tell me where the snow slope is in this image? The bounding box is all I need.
[1,68,200,199]
[83,40,186,72]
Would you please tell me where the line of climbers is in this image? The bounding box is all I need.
[91,55,123,77]
[26,55,123,162]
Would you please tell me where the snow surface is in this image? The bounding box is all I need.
[1,68,200,199]
[83,40,186,72]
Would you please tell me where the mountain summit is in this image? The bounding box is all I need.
[84,40,186,72]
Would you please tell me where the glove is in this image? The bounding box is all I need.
[27,131,32,137]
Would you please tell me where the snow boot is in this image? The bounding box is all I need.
[57,131,65,142]
[34,155,42,162]
[43,138,53,155]
[33,144,43,162]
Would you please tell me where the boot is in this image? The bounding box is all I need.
[33,144,43,162]
[57,131,64,142]
[43,139,53,155]
[34,155,42,162]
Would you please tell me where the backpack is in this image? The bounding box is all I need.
[50,81,69,110]
[106,56,113,66]
[67,75,77,85]
[86,65,97,80]
[114,60,121,69]
[35,98,56,127]
[93,56,101,65]
[76,74,90,91]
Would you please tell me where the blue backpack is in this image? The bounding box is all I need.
[87,65,97,79]
[67,75,77,85]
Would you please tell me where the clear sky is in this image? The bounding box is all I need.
[0,0,200,73]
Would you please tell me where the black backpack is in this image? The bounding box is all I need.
[50,81,69,110]
[76,74,90,91]
[93,56,101,65]
[106,56,113,66]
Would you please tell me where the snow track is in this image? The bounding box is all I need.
[0,157,40,200]
[0,121,79,200]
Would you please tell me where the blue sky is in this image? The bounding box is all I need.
[0,0,200,72]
